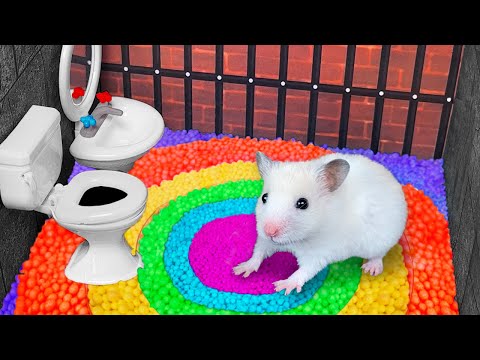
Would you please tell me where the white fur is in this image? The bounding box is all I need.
[233,152,408,295]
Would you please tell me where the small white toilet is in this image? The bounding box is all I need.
[0,105,147,285]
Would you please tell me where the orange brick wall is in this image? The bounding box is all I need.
[71,45,456,159]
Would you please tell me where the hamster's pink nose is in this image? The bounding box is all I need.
[264,223,282,237]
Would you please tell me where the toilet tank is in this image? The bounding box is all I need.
[0,105,63,211]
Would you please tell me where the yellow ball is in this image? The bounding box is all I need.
[377,292,390,305]
[394,297,405,309]
[386,305,395,314]
[348,305,359,314]
[138,305,149,314]
[93,307,104,315]
[96,286,106,295]
[92,293,103,305]
[356,300,365,309]
[360,282,370,290]
[118,304,129,314]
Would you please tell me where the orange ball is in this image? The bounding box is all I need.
[59,301,70,313]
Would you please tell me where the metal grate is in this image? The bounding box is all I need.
[72,45,463,159]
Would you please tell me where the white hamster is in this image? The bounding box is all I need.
[233,151,408,295]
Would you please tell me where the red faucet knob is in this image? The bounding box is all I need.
[72,87,85,99]
[96,91,112,103]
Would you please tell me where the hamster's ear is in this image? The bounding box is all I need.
[256,151,275,178]
[316,158,350,192]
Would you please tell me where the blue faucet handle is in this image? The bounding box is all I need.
[80,115,96,129]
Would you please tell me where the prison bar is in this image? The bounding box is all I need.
[215,45,224,134]
[402,45,426,155]
[120,45,131,98]
[370,45,391,153]
[152,45,162,114]
[245,45,256,138]
[72,44,461,159]
[276,45,289,139]
[307,45,322,144]
[183,45,193,130]
[338,45,356,149]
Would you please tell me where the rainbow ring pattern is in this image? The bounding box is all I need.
[1,135,458,315]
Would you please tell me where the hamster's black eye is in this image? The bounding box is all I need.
[296,198,308,210]
[262,193,268,204]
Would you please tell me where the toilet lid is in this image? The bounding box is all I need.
[59,45,102,122]
[53,170,147,226]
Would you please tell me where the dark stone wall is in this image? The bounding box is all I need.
[0,45,75,302]
[443,45,480,314]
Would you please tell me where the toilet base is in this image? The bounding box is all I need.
[65,235,143,285]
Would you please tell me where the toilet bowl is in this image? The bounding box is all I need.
[59,45,165,172]
[0,105,147,285]
[56,170,147,284]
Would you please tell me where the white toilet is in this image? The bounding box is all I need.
[0,105,147,285]
[60,45,165,172]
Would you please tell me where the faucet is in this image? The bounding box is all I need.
[79,103,123,138]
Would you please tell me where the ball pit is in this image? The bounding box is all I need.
[1,127,458,315]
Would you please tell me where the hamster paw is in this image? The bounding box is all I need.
[233,259,261,278]
[361,258,384,276]
[273,278,303,295]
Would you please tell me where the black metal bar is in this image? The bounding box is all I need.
[370,45,391,152]
[72,56,449,104]
[307,45,322,144]
[215,45,224,134]
[72,55,91,65]
[153,45,162,113]
[338,45,356,148]
[184,45,193,130]
[85,45,92,86]
[434,45,463,159]
[402,45,426,155]
[381,89,444,103]
[276,45,289,138]
[245,45,256,137]
[121,45,131,98]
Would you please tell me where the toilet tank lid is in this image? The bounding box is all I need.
[0,105,61,167]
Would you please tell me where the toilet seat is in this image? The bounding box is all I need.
[53,170,147,226]
[59,45,102,122]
